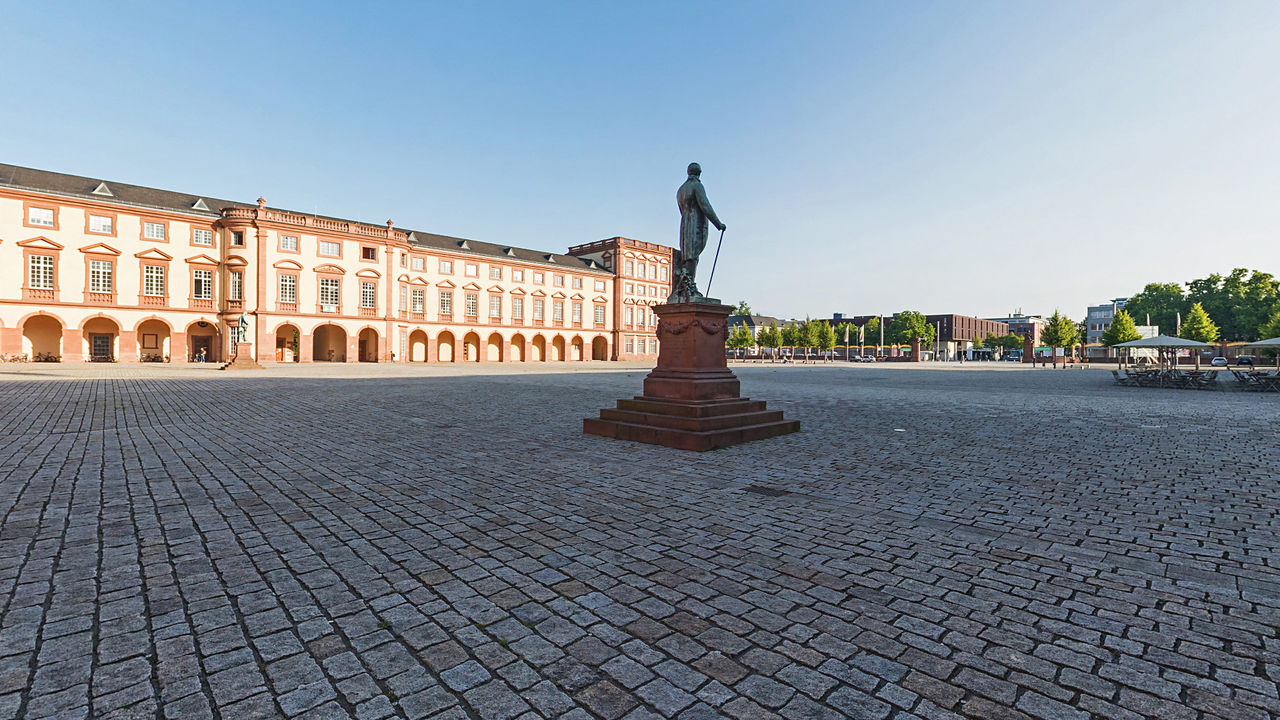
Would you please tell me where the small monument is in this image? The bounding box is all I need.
[584,164,799,450]
[224,312,263,369]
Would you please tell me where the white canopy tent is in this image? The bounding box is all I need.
[1244,336,1280,370]
[1113,335,1215,369]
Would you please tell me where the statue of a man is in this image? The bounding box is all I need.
[670,162,726,303]
[236,312,249,344]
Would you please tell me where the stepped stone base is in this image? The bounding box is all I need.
[584,301,798,451]
[222,342,263,370]
[584,396,799,451]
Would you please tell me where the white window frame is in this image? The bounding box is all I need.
[464,263,478,278]
[411,256,424,271]
[361,281,377,309]
[439,291,453,315]
[512,297,524,320]
[89,260,114,293]
[228,270,243,301]
[572,302,582,323]
[319,277,341,306]
[489,295,502,318]
[319,240,341,257]
[28,207,54,227]
[440,259,453,274]
[465,293,478,316]
[594,280,606,292]
[513,269,524,282]
[280,235,299,251]
[533,299,544,321]
[193,228,214,246]
[143,265,165,296]
[411,288,425,313]
[193,269,213,300]
[553,301,564,322]
[594,305,605,324]
[279,274,297,303]
[29,255,54,290]
[89,215,113,234]
[143,222,166,241]
[490,266,502,280]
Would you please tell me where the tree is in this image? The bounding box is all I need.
[1180,302,1219,343]
[834,322,856,349]
[725,323,753,355]
[1040,310,1080,364]
[1123,283,1186,335]
[780,324,800,359]
[863,317,881,350]
[759,321,782,361]
[733,300,753,316]
[816,321,837,359]
[1101,309,1142,347]
[1259,309,1280,341]
[886,311,935,347]
[1186,268,1279,340]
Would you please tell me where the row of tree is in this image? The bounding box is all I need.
[1123,268,1280,342]
[1100,301,1241,346]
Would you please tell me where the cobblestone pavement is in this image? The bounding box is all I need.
[0,362,1277,720]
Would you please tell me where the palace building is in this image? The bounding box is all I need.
[0,164,671,364]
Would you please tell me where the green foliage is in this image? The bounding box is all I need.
[886,311,935,346]
[779,324,800,348]
[799,318,820,349]
[725,323,753,350]
[733,300,753,316]
[816,321,837,352]
[983,333,1022,350]
[759,321,781,350]
[1179,302,1220,343]
[834,322,856,346]
[1185,268,1279,341]
[1041,310,1080,348]
[863,317,880,344]
[1258,309,1280,341]
[1124,283,1187,335]
[1100,310,1142,346]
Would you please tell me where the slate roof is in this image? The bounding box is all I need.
[1,163,611,273]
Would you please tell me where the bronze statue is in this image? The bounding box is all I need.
[669,162,726,303]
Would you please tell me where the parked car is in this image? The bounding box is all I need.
[862,355,876,362]
[1237,356,1255,366]
[1211,357,1228,367]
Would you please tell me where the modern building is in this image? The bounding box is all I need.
[1085,298,1128,345]
[985,312,1046,347]
[0,163,670,364]
[924,314,1010,361]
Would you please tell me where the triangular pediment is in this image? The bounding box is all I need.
[275,260,304,271]
[134,248,174,261]
[355,268,381,278]
[504,248,516,256]
[570,293,584,300]
[462,282,482,290]
[91,182,113,197]
[17,236,64,250]
[191,198,210,211]
[544,255,556,263]
[79,242,121,256]
[531,289,546,297]
[486,285,504,293]
[509,288,526,296]
[552,291,566,299]
[457,240,469,249]
[412,277,430,285]
[186,254,219,265]
[313,264,346,274]
[435,280,456,289]
[592,295,608,303]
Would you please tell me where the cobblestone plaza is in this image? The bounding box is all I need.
[0,363,1277,720]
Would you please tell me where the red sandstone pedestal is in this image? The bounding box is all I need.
[224,342,263,370]
[584,302,799,451]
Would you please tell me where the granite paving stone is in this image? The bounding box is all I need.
[0,362,1276,719]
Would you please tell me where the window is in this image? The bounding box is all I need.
[279,274,297,303]
[553,274,564,287]
[464,263,478,278]
[193,229,214,246]
[399,286,408,311]
[89,215,113,234]
[533,272,544,284]
[649,286,657,297]
[280,235,298,251]
[439,291,453,315]
[533,299,544,321]
[594,280,606,292]
[572,302,582,323]
[624,260,634,276]
[440,260,453,274]
[228,271,242,301]
[319,240,341,257]
[143,265,165,296]
[411,288,424,313]
[465,293,478,316]
[648,265,657,280]
[144,222,167,241]
[319,278,340,306]
[625,307,634,326]
[361,247,377,261]
[361,281,376,309]
[89,260,113,293]
[412,256,424,271]
[650,339,657,354]
[489,295,502,318]
[660,267,668,281]
[230,231,243,246]
[594,305,605,324]
[512,297,524,320]
[28,207,55,227]
[553,301,564,322]
[637,263,646,278]
[626,338,634,353]
[513,269,524,282]
[193,269,213,299]
[490,266,502,280]
[400,253,407,268]
[626,283,634,294]
[572,276,582,289]
[29,255,54,290]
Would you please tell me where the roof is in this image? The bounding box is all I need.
[1,162,612,273]
[0,162,245,217]
[1113,335,1214,349]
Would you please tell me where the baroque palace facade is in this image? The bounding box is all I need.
[0,164,671,364]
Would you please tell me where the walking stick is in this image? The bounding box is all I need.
[704,227,726,296]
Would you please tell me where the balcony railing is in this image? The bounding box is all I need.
[410,312,425,322]
[226,299,244,312]
[86,292,115,304]
[191,298,214,310]
[141,295,167,307]
[277,302,298,313]
[23,288,54,302]
[221,207,408,242]
[359,307,378,318]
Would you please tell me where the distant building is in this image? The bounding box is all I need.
[726,314,783,339]
[985,313,1046,347]
[925,314,1010,361]
[1085,298,1128,345]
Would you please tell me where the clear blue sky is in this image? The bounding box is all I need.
[4,2,1278,320]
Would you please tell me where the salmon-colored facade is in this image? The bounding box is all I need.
[0,164,670,364]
